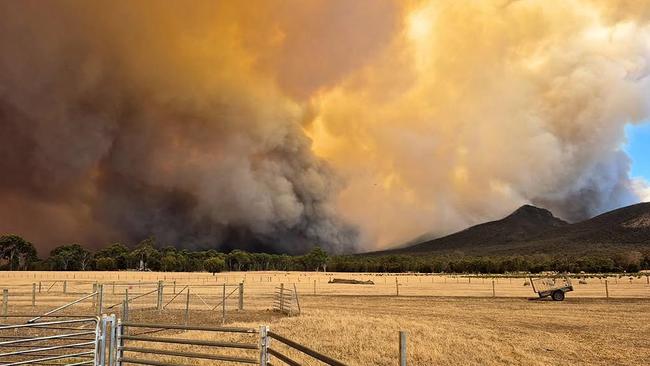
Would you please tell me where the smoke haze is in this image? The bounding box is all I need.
[1,0,649,253]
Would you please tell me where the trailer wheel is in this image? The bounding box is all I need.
[551,290,565,301]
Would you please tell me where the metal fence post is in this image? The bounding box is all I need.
[97,284,104,315]
[259,325,270,366]
[238,282,244,311]
[185,287,190,325]
[32,283,36,307]
[399,331,407,366]
[2,289,7,318]
[116,319,124,366]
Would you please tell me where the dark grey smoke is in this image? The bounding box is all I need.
[0,1,362,254]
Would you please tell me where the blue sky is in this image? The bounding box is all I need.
[625,123,650,180]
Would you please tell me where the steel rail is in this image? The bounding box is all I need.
[0,318,97,330]
[120,346,258,364]
[162,286,188,309]
[0,350,94,366]
[0,341,95,358]
[268,332,347,366]
[0,331,96,346]
[267,348,301,366]
[210,287,239,311]
[118,357,192,366]
[119,335,258,349]
[106,288,159,309]
[121,322,257,333]
[27,294,98,323]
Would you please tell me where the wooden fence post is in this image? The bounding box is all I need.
[2,289,7,318]
[63,280,67,294]
[238,282,244,311]
[395,278,399,297]
[279,283,285,314]
[157,281,163,313]
[92,283,97,308]
[38,281,42,293]
[605,279,609,299]
[222,284,226,323]
[259,325,270,366]
[313,280,316,295]
[97,284,103,315]
[492,280,496,298]
[399,331,407,366]
[32,283,36,307]
[293,283,301,315]
[123,289,129,326]
[185,287,190,325]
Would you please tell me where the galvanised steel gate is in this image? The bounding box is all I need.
[0,315,346,366]
[0,315,115,366]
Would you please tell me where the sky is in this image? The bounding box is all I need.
[626,123,650,182]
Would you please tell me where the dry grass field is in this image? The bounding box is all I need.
[0,271,649,365]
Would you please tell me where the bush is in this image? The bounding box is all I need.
[95,257,117,271]
[204,257,226,274]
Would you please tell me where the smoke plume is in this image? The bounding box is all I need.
[1,1,649,253]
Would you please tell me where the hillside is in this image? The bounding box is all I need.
[372,202,650,255]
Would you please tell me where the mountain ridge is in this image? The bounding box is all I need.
[368,202,650,256]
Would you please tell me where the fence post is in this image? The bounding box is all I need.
[173,280,176,294]
[314,280,316,295]
[293,283,301,315]
[157,280,163,313]
[238,282,244,311]
[63,280,67,294]
[123,289,129,325]
[185,287,190,325]
[222,284,226,323]
[279,283,284,314]
[97,284,104,315]
[492,280,496,298]
[259,325,270,366]
[395,278,399,297]
[116,319,124,366]
[92,283,97,309]
[2,289,7,318]
[38,281,42,293]
[399,331,407,366]
[605,279,609,299]
[112,282,116,295]
[32,283,36,307]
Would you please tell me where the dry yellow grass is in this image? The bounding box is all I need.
[0,271,649,365]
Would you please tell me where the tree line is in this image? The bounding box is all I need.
[1,234,649,274]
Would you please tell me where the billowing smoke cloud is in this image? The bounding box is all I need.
[1,0,649,253]
[307,0,650,249]
[0,0,399,253]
